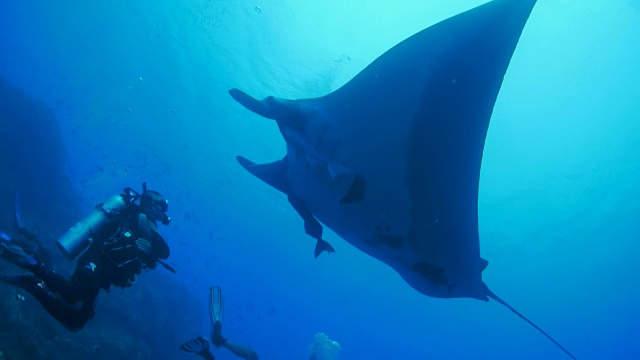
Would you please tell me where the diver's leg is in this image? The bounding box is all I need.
[33,283,98,331]
[209,287,259,360]
[26,261,101,331]
[34,255,105,305]
[30,264,85,303]
[1,273,98,331]
[211,308,259,360]
[0,240,91,304]
[221,341,259,360]
[28,242,106,305]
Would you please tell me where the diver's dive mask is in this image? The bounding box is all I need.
[140,189,171,226]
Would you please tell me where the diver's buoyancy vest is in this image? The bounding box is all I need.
[100,212,158,287]
[101,224,140,269]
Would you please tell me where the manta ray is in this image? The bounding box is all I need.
[229,0,577,358]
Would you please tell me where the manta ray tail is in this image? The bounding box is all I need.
[484,285,578,360]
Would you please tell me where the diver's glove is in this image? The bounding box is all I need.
[180,336,214,360]
[135,238,152,254]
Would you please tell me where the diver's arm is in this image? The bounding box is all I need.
[151,232,170,259]
[222,340,259,360]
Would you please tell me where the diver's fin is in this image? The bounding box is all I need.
[13,191,40,245]
[14,191,23,230]
[484,284,577,360]
[314,239,335,258]
[209,286,224,325]
[180,336,210,356]
[10,194,50,270]
[11,193,50,270]
[0,232,11,243]
[236,156,289,194]
[208,286,227,347]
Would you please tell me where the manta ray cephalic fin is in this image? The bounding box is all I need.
[236,156,289,194]
[229,88,305,129]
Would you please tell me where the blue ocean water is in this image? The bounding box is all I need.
[1,0,638,359]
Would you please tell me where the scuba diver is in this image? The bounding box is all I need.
[181,286,259,360]
[0,183,172,331]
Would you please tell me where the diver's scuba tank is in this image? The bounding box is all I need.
[56,192,134,260]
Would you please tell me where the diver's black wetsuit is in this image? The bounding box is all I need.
[23,206,169,331]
